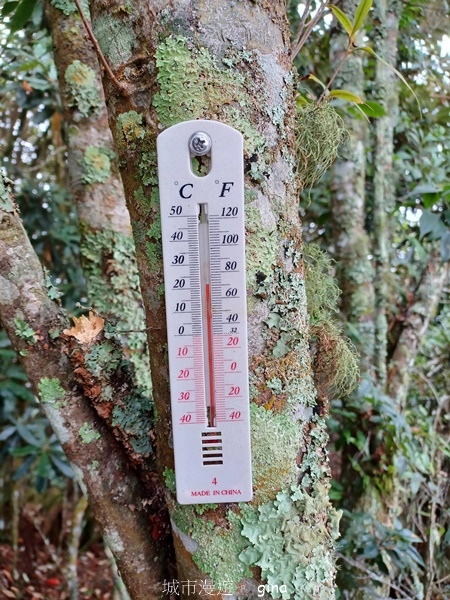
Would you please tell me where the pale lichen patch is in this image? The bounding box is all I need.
[65,61,101,118]
[52,0,89,16]
[80,226,150,394]
[104,527,125,553]
[13,317,37,343]
[116,111,146,148]
[172,506,250,592]
[92,15,136,67]
[153,37,266,161]
[250,404,301,503]
[79,422,101,444]
[240,419,341,599]
[81,146,112,184]
[38,377,65,406]
[0,175,15,212]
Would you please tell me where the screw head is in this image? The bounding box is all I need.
[189,131,212,156]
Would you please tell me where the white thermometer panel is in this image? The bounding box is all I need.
[157,120,252,505]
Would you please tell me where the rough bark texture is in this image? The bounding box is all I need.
[329,0,375,374]
[86,1,339,598]
[45,0,151,394]
[0,178,167,598]
[371,0,401,388]
[387,254,448,406]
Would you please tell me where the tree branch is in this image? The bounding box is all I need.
[0,176,168,599]
[387,252,449,406]
[45,0,151,396]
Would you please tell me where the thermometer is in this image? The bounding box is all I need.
[157,120,252,505]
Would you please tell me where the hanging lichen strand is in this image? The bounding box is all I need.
[303,244,360,400]
[296,102,348,189]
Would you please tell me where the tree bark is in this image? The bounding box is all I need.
[387,254,449,406]
[87,0,339,597]
[371,0,401,389]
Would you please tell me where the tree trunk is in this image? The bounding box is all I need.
[371,0,401,389]
[45,0,151,395]
[87,0,339,597]
[329,0,375,375]
[0,179,168,598]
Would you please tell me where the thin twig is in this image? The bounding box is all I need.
[301,1,329,45]
[292,1,329,60]
[292,0,313,50]
[317,43,351,103]
[73,0,128,95]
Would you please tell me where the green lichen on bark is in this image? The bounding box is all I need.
[252,261,317,414]
[239,486,339,599]
[81,335,153,456]
[240,419,341,600]
[250,404,301,504]
[64,61,101,118]
[0,175,15,212]
[245,204,278,293]
[138,150,158,188]
[111,394,152,454]
[81,146,112,184]
[38,377,65,405]
[13,318,37,343]
[172,507,250,591]
[153,36,265,158]
[163,467,176,493]
[51,0,89,16]
[43,268,63,301]
[116,111,145,148]
[80,226,151,395]
[85,341,121,377]
[92,15,136,67]
[79,422,101,444]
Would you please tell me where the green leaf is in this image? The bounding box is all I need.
[0,426,17,442]
[356,46,421,114]
[308,73,327,91]
[1,1,19,16]
[330,5,353,37]
[37,452,51,479]
[351,0,373,35]
[9,0,38,33]
[440,231,450,262]
[359,100,387,117]
[13,455,36,481]
[419,210,448,240]
[329,89,364,103]
[11,445,39,457]
[296,94,311,108]
[50,454,74,479]
[16,423,41,446]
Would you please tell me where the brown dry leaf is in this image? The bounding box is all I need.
[63,312,104,344]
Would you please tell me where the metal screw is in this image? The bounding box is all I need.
[189,131,212,156]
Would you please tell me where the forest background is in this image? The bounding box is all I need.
[0,0,449,599]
